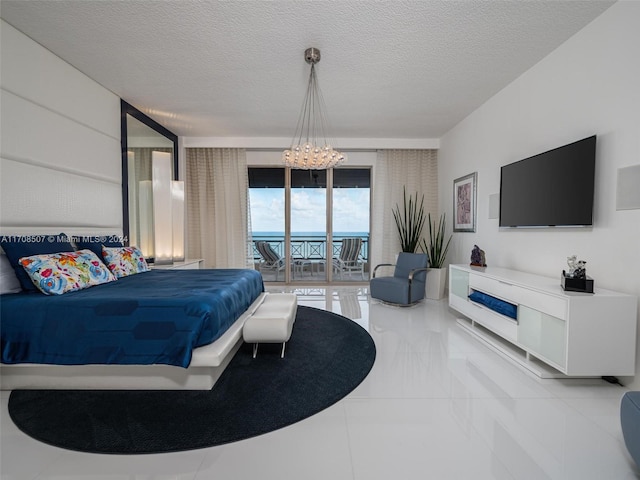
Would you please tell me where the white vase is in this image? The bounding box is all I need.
[425,267,447,300]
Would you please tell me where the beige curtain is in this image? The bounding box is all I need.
[185,148,253,269]
[371,149,438,268]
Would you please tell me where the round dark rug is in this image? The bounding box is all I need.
[8,305,376,454]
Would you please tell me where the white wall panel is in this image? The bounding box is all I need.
[0,20,122,236]
[1,20,120,139]
[0,159,121,229]
[1,91,120,182]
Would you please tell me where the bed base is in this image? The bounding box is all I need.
[0,293,267,391]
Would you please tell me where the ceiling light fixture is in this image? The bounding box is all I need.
[283,48,346,170]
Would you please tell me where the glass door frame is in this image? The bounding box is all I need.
[249,164,371,284]
[284,168,333,283]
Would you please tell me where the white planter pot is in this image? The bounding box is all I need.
[425,267,447,300]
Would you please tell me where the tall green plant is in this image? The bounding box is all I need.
[392,188,426,253]
[420,213,452,268]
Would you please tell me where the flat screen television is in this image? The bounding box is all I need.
[499,135,596,227]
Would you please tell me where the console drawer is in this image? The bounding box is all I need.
[469,274,515,303]
[514,288,567,320]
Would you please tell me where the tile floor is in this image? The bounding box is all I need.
[1,286,638,479]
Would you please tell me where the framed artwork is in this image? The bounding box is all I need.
[453,172,477,232]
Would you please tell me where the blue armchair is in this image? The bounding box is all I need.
[621,391,640,469]
[370,253,429,306]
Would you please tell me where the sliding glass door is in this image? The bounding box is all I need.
[332,169,370,281]
[290,170,328,282]
[248,168,287,281]
[249,167,370,283]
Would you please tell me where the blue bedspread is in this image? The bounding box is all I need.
[1,269,264,368]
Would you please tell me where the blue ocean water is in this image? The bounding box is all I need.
[253,232,368,237]
[252,232,370,258]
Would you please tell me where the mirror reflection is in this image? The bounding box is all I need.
[126,114,174,258]
[121,103,178,262]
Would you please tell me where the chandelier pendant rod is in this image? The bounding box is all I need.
[312,64,331,148]
[305,64,315,145]
[291,66,312,148]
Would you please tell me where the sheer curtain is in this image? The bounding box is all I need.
[371,149,438,268]
[185,148,253,268]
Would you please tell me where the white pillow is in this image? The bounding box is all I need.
[0,253,22,294]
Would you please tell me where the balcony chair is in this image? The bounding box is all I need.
[256,241,287,281]
[370,252,429,306]
[332,237,365,280]
[256,241,310,280]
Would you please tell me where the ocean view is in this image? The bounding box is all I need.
[251,232,370,259]
[253,232,369,237]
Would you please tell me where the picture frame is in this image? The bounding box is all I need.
[453,172,477,232]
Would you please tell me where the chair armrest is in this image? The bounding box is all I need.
[403,267,429,305]
[372,263,395,278]
[408,267,429,282]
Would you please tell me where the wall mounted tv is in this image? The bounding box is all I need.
[499,135,596,227]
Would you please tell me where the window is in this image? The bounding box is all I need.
[249,167,370,283]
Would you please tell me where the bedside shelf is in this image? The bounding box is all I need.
[150,259,204,270]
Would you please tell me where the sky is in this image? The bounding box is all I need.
[249,188,370,233]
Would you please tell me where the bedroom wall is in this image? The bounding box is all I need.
[438,1,640,387]
[0,20,122,237]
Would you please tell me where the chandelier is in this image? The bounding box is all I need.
[282,48,347,170]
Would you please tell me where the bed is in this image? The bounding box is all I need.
[1,266,266,390]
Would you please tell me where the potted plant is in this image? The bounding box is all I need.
[392,188,426,253]
[420,213,452,300]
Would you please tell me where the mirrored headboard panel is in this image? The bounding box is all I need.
[120,100,178,247]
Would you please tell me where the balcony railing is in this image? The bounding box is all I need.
[252,234,369,262]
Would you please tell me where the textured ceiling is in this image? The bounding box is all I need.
[1,0,614,139]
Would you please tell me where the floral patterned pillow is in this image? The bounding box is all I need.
[102,245,149,278]
[19,249,117,295]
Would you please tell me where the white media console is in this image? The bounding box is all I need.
[448,264,637,378]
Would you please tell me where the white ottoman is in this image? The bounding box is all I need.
[242,293,297,358]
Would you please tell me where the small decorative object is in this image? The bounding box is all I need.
[566,255,578,276]
[565,255,587,278]
[574,260,587,279]
[453,172,477,232]
[561,255,594,293]
[470,244,486,267]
